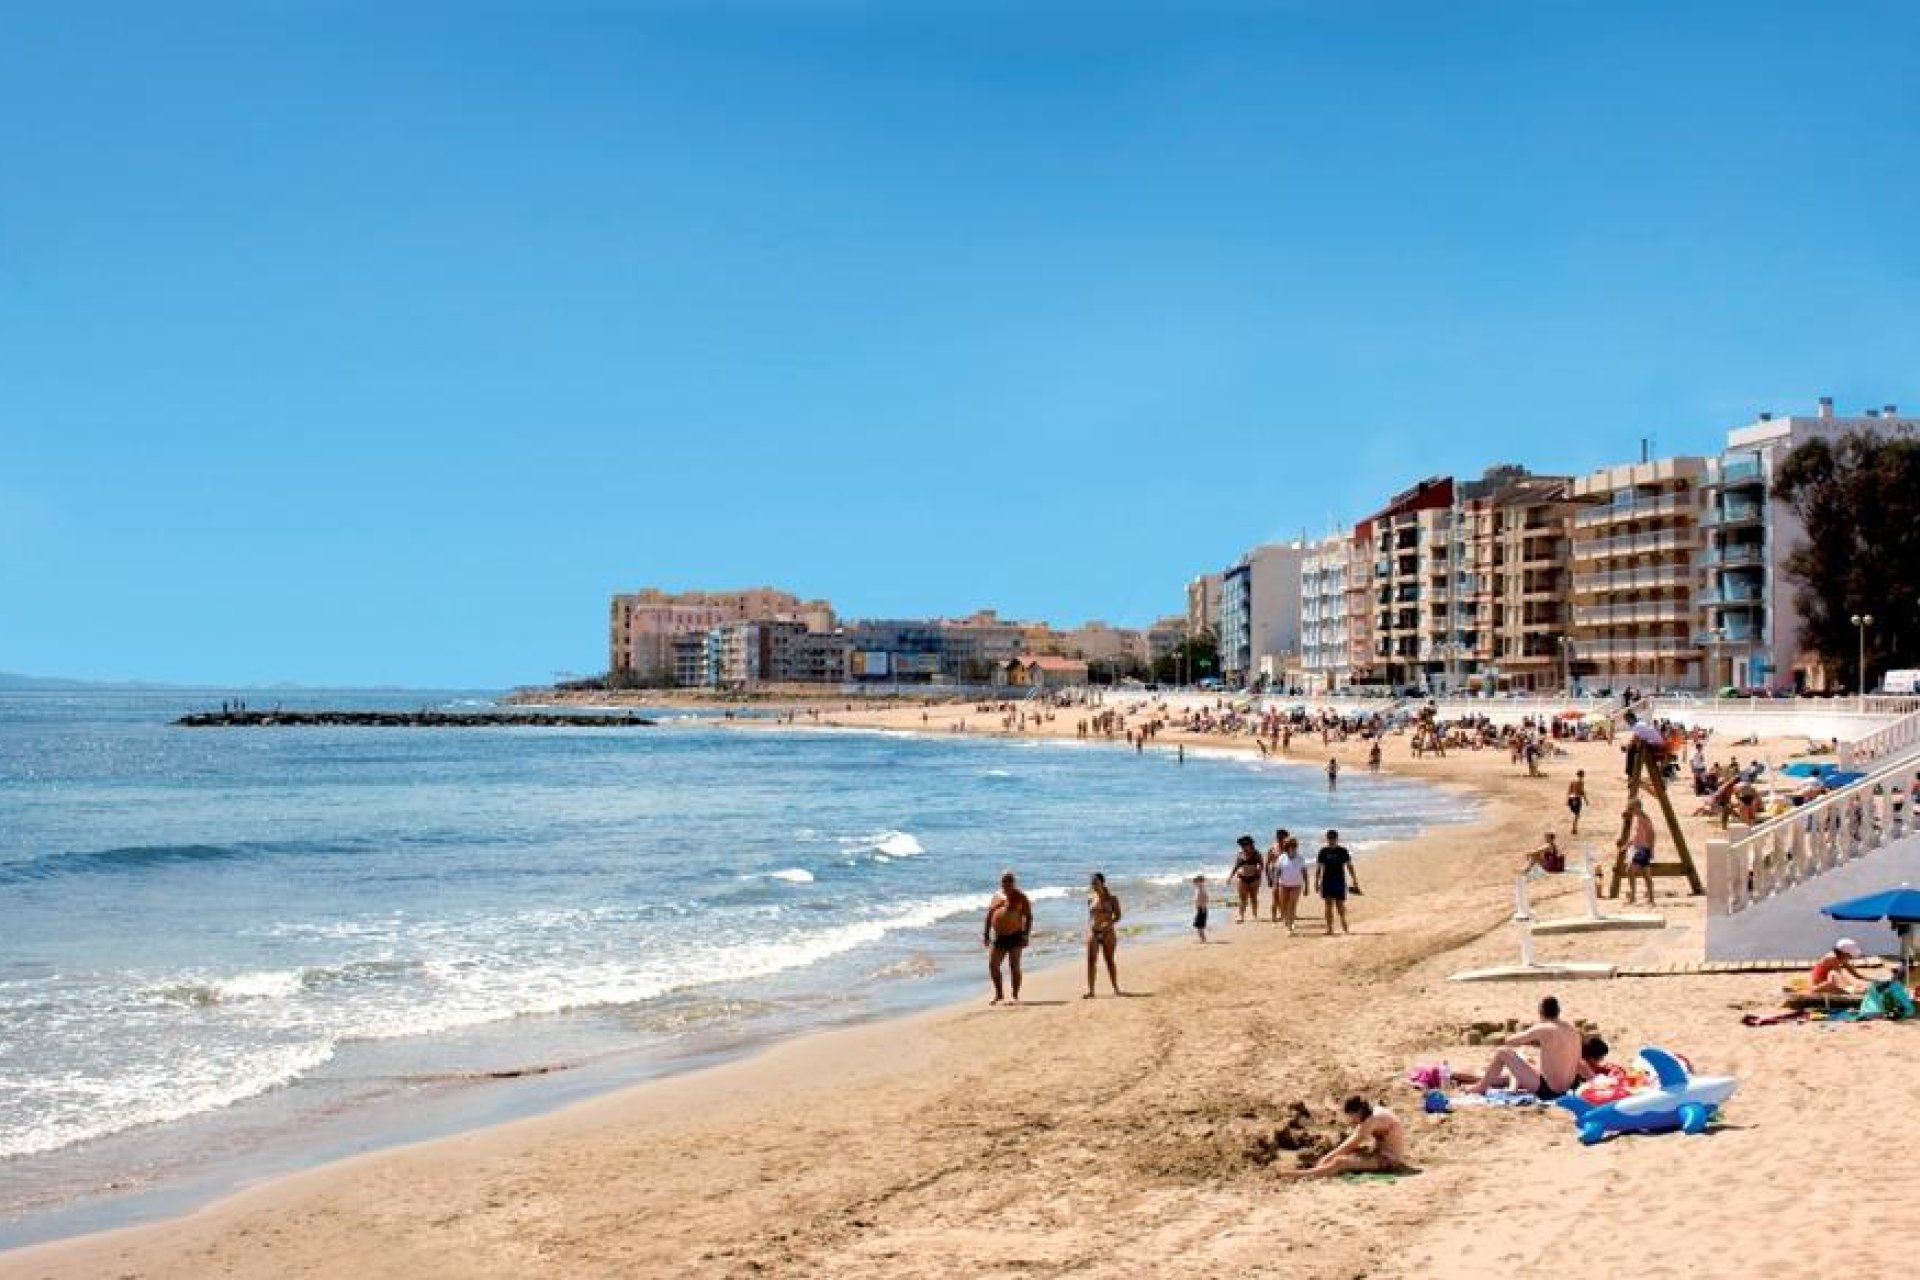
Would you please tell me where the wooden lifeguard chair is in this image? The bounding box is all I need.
[1607,738,1704,897]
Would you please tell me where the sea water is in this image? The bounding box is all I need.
[0,689,1458,1242]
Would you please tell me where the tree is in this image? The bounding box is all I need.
[1772,430,1920,689]
[1151,631,1220,685]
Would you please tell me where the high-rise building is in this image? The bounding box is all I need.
[1300,532,1354,692]
[1568,457,1709,691]
[1703,397,1919,692]
[1218,542,1307,687]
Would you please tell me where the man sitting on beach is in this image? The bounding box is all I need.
[1280,1096,1411,1179]
[983,871,1033,1005]
[1462,995,1582,1100]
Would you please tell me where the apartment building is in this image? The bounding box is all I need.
[1218,542,1307,687]
[1186,573,1223,641]
[1703,397,1918,692]
[1350,478,1454,688]
[1568,457,1709,691]
[705,620,849,687]
[1473,471,1577,692]
[1299,532,1353,692]
[609,587,834,684]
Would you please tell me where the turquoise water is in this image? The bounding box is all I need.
[0,689,1453,1241]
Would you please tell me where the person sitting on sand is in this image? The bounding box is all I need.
[1279,1096,1411,1179]
[1463,995,1582,1100]
[1452,1033,1612,1092]
[1084,872,1122,998]
[1518,832,1565,875]
[983,871,1033,1005]
[1808,938,1872,995]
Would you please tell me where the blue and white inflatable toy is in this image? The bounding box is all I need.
[1556,1047,1736,1145]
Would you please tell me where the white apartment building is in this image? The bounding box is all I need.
[1703,397,1918,692]
[1219,542,1307,687]
[1299,532,1352,692]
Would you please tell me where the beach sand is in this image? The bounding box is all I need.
[7,708,1913,1279]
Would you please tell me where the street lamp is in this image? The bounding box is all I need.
[1851,613,1874,710]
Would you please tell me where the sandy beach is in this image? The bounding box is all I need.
[7,702,1914,1279]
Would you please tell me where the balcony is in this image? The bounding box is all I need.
[1705,544,1765,567]
[1696,584,1763,607]
[1701,499,1764,529]
[1571,564,1699,595]
[1570,527,1700,561]
[1572,600,1695,625]
[1573,492,1693,529]
[1711,456,1764,489]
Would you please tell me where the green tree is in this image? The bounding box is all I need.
[1151,631,1220,685]
[1772,430,1920,689]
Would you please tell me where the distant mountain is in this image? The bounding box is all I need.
[0,672,183,691]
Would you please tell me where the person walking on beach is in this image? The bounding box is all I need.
[1271,831,1309,932]
[1191,875,1209,943]
[983,871,1033,1005]
[1315,829,1359,935]
[1368,739,1382,773]
[1326,757,1340,791]
[1618,798,1656,905]
[1084,872,1123,997]
[1278,1097,1411,1179]
[1229,835,1265,923]
[1566,769,1587,834]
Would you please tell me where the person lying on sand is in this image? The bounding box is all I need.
[1808,938,1872,995]
[1462,995,1582,1100]
[1280,1097,1411,1179]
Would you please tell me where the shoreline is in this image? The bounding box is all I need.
[8,717,1906,1279]
[0,718,1452,1253]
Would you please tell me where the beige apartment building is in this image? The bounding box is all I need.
[1568,457,1708,691]
[609,587,834,683]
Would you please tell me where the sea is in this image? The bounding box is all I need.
[0,688,1459,1246]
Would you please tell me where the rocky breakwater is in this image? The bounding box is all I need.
[175,709,657,728]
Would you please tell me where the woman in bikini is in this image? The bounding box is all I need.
[1084,872,1123,998]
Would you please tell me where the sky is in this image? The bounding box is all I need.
[2,1,1916,688]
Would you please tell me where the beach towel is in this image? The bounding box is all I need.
[1445,1090,1544,1108]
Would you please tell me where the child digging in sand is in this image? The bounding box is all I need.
[1280,1096,1411,1179]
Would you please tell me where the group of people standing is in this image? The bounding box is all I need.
[981,826,1365,1004]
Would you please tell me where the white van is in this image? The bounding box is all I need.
[1880,669,1920,696]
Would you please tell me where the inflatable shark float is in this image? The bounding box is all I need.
[1556,1047,1737,1145]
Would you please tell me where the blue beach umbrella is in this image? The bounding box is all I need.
[1822,886,1920,976]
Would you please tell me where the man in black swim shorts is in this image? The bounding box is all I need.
[983,870,1034,1004]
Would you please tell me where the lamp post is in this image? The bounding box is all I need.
[1851,613,1874,711]
[1559,635,1574,699]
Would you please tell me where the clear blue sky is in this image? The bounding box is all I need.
[3,2,1915,687]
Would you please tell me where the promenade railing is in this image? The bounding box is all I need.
[1705,747,1920,918]
[1838,706,1920,770]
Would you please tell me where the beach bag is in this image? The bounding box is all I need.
[1860,981,1916,1020]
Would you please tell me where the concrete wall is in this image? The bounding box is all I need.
[1705,831,1919,962]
